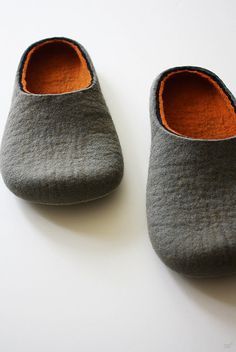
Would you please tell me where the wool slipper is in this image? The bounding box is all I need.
[0,37,123,205]
[147,66,236,278]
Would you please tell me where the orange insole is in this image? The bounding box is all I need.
[159,70,236,139]
[21,39,92,94]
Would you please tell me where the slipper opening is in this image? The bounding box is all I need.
[158,70,236,139]
[21,39,92,94]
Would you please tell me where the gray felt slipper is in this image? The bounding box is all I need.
[147,66,236,278]
[0,37,123,205]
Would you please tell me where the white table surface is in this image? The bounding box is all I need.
[1,1,236,351]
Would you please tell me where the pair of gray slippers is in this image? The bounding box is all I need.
[1,37,236,278]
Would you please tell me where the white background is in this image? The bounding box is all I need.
[0,0,236,351]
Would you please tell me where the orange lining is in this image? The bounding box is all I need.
[21,39,92,94]
[159,70,236,139]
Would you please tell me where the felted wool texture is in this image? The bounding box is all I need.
[0,38,124,205]
[146,66,236,278]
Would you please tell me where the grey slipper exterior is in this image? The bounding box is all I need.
[0,37,123,205]
[147,66,236,278]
